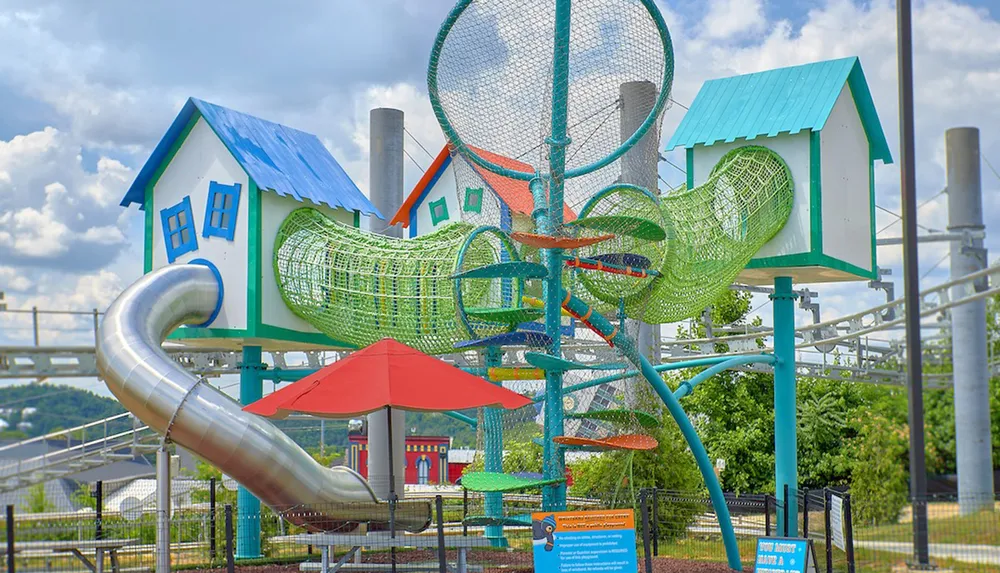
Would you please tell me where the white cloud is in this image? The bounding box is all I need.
[0,128,132,268]
[701,0,767,40]
[0,266,32,291]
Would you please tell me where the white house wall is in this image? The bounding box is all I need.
[151,117,249,330]
[260,193,354,332]
[820,84,873,273]
[413,164,459,236]
[691,133,812,261]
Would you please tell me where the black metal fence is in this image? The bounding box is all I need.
[0,480,996,572]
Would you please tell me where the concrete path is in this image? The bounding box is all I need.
[855,541,1000,565]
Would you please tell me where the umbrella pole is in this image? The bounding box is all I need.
[386,405,398,573]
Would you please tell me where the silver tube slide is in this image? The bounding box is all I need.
[96,263,431,532]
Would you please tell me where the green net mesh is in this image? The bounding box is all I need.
[274,208,533,354]
[626,145,794,323]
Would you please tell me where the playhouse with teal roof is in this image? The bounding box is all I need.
[668,56,893,284]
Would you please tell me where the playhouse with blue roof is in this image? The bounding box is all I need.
[121,97,381,349]
[668,56,892,284]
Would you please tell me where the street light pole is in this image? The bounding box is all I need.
[896,0,931,566]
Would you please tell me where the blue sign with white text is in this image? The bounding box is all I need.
[754,537,815,573]
[531,509,637,573]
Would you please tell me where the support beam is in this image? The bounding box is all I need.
[155,447,171,573]
[771,277,798,535]
[236,345,263,559]
[367,107,407,501]
[946,126,994,514]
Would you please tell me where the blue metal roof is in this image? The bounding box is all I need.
[666,57,892,164]
[121,98,383,217]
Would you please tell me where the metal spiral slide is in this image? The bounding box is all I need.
[95,263,431,532]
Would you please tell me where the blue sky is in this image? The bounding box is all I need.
[0,0,999,396]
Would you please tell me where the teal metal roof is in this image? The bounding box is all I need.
[666,57,892,164]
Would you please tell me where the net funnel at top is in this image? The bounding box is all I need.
[428,0,673,188]
[627,146,794,323]
[274,208,533,355]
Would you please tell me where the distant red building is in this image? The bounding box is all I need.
[347,435,450,485]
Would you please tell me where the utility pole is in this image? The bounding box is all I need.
[896,0,931,567]
[946,127,994,514]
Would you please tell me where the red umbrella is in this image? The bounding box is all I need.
[244,338,531,418]
[243,337,532,557]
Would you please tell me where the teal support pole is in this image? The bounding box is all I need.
[539,0,572,513]
[444,411,477,428]
[482,347,507,546]
[560,289,743,570]
[237,345,263,559]
[771,277,798,535]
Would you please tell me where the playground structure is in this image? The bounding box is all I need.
[88,1,914,571]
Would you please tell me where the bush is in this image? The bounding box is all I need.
[847,414,909,525]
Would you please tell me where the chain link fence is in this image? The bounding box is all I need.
[0,481,996,572]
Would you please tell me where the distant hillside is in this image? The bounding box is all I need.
[0,384,480,449]
[0,384,127,439]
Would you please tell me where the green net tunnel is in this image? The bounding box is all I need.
[274,208,524,354]
[570,145,794,323]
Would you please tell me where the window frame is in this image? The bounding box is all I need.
[160,196,199,263]
[203,181,242,241]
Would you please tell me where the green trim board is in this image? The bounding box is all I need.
[168,324,355,348]
[143,111,201,275]
[743,252,876,280]
[353,209,360,228]
[685,147,694,189]
[247,181,262,336]
[809,130,822,253]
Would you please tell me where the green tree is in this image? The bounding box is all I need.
[846,413,909,525]
[70,482,97,510]
[24,482,54,513]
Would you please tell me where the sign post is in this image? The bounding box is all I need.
[754,537,818,573]
[531,509,638,573]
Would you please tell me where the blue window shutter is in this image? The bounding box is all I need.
[160,196,199,263]
[203,181,242,240]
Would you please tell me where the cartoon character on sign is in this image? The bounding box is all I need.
[532,515,557,551]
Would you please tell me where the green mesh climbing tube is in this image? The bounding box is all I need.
[626,145,794,323]
[273,208,519,354]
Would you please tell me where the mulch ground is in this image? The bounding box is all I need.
[182,555,752,573]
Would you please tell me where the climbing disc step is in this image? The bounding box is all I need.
[521,296,573,317]
[566,215,667,241]
[460,471,565,493]
[566,409,660,428]
[464,306,544,324]
[488,366,546,381]
[553,434,659,451]
[564,254,660,278]
[524,351,596,372]
[591,253,652,268]
[462,514,533,526]
[453,261,548,280]
[454,331,553,350]
[510,232,615,249]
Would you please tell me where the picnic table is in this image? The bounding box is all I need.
[275,532,491,573]
[0,538,139,573]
